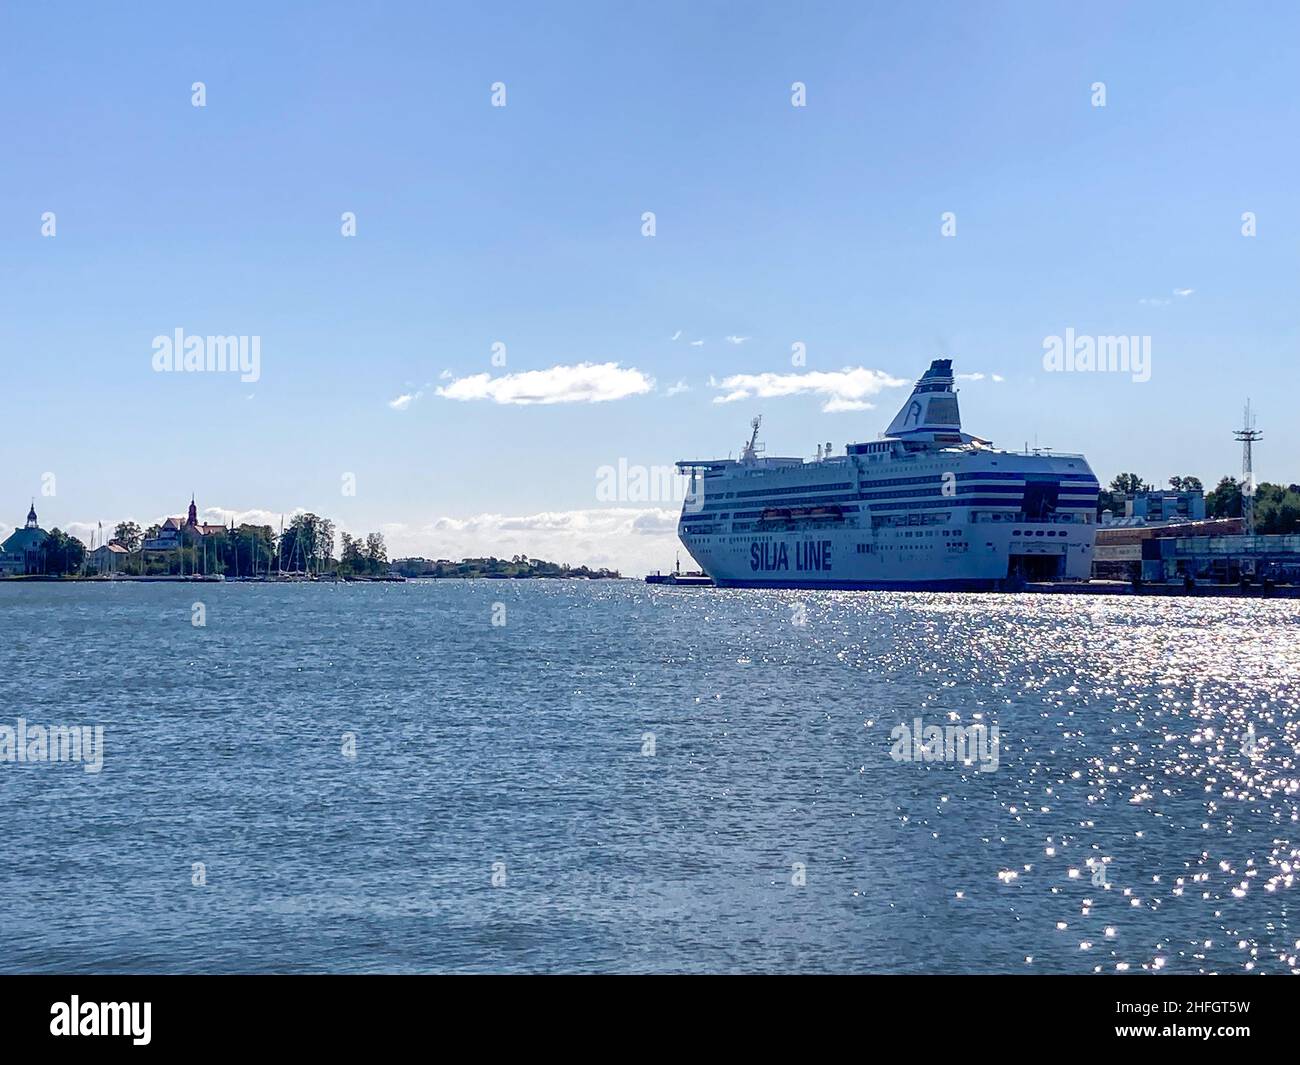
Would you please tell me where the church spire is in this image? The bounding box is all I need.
[25,500,37,528]
[187,494,198,527]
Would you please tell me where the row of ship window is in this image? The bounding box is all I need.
[686,523,1080,537]
[691,490,1099,516]
[855,541,969,553]
[717,471,1099,497]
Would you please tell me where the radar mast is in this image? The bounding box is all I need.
[740,416,762,464]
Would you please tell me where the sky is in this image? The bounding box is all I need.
[2,1,1297,575]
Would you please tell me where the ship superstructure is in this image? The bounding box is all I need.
[675,359,1099,589]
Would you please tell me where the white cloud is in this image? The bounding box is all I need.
[956,372,985,382]
[436,362,654,405]
[670,330,682,341]
[1142,288,1194,306]
[195,506,287,529]
[438,369,453,380]
[665,379,691,397]
[725,335,751,345]
[711,367,907,413]
[689,339,704,347]
[991,373,1005,383]
[63,522,104,545]
[388,391,421,410]
[629,511,678,534]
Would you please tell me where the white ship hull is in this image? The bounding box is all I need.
[682,520,1094,590]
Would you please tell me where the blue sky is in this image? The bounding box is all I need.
[2,2,1297,572]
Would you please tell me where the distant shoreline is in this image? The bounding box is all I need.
[0,573,629,584]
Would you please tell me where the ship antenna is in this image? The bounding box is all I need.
[741,415,762,462]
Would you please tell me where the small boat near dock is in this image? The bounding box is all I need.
[645,557,714,587]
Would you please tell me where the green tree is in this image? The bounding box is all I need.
[41,529,86,575]
[113,521,143,551]
[340,532,364,575]
[1206,476,1243,519]
[1109,473,1148,494]
[1168,476,1203,492]
[364,532,388,575]
[281,513,326,572]
[317,518,336,572]
[230,524,275,576]
[1254,483,1300,534]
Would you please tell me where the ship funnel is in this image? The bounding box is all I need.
[882,358,963,440]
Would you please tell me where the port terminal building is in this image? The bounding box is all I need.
[1092,517,1243,581]
[1141,534,1300,585]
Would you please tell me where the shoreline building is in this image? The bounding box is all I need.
[0,503,48,576]
[1093,487,1217,580]
[1100,488,1207,526]
[87,542,130,574]
[142,497,228,552]
[1092,517,1243,581]
[1143,533,1300,585]
[1129,488,1206,524]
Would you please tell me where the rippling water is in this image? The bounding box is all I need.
[1,581,1297,973]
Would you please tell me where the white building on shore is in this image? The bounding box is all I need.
[87,542,130,574]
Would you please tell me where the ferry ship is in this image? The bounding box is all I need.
[675,359,1099,590]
